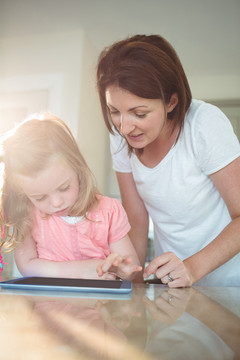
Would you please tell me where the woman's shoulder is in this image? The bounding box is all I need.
[186,99,227,123]
[184,99,233,138]
[183,100,240,174]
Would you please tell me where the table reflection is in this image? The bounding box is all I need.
[0,284,239,359]
[144,286,240,359]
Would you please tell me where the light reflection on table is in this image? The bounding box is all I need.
[0,283,239,359]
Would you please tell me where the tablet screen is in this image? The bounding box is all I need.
[11,277,123,289]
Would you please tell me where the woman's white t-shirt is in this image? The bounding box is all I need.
[110,100,240,286]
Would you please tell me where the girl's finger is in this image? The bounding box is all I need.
[99,253,119,273]
[112,255,123,266]
[102,261,114,272]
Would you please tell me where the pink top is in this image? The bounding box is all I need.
[32,195,131,261]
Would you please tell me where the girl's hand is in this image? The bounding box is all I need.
[143,252,192,288]
[99,271,119,280]
[97,253,142,281]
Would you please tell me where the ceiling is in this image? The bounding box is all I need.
[0,0,240,78]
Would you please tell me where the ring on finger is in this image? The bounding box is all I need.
[167,273,174,282]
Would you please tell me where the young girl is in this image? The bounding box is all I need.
[0,113,142,281]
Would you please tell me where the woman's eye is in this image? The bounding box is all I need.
[59,185,70,192]
[109,110,119,116]
[135,113,146,118]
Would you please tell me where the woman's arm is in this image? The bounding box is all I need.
[14,235,116,280]
[184,156,240,284]
[144,157,240,287]
[116,171,149,281]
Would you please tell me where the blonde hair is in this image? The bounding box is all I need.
[0,113,99,251]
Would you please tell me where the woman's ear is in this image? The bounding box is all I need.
[167,93,179,113]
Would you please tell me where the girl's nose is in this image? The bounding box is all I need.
[120,114,134,135]
[51,194,64,209]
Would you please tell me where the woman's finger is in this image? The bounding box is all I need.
[143,252,174,278]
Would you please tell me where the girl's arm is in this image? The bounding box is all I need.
[97,235,142,281]
[116,171,149,281]
[14,235,116,280]
[144,157,240,287]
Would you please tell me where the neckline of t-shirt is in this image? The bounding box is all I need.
[135,143,178,171]
[133,132,181,172]
[60,215,84,225]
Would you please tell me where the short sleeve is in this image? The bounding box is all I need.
[107,198,131,243]
[194,104,240,175]
[110,131,132,172]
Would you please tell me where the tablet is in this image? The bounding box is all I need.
[0,276,132,295]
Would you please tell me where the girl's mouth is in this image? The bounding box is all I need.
[54,208,69,216]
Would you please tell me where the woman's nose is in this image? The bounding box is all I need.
[120,115,134,135]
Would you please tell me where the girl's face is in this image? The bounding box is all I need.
[17,159,80,216]
[106,86,176,149]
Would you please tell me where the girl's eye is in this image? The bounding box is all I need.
[35,195,47,202]
[59,185,70,192]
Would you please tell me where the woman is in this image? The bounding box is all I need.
[96,34,240,287]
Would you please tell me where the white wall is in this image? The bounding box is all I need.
[189,75,240,101]
[0,30,82,132]
[77,35,109,193]
[0,29,107,193]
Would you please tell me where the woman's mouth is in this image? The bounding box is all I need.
[126,133,144,142]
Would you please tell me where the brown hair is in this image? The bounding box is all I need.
[97,34,192,150]
[0,113,99,250]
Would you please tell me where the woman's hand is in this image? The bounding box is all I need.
[143,252,192,287]
[143,288,192,324]
[97,253,142,281]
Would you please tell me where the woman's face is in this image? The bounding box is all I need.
[106,86,175,149]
